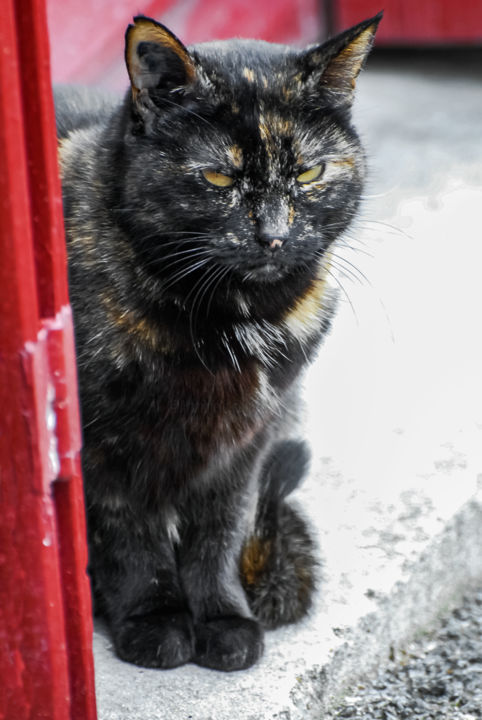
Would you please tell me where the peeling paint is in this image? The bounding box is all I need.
[46,382,60,479]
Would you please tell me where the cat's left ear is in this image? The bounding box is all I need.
[299,12,382,107]
[125,16,196,99]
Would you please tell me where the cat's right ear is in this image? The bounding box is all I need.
[298,13,382,108]
[125,16,196,101]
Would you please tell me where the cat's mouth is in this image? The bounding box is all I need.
[241,261,287,283]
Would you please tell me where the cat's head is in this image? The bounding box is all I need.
[119,14,381,294]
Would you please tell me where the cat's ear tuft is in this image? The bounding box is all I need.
[301,12,382,106]
[125,16,195,97]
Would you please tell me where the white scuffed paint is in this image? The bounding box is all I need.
[46,381,60,479]
[22,305,73,484]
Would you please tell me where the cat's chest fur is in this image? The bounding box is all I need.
[72,255,331,497]
[80,270,329,451]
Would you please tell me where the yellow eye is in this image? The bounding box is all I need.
[296,164,324,184]
[202,170,235,187]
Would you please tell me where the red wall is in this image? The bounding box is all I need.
[46,0,482,89]
[46,0,322,89]
[335,0,482,44]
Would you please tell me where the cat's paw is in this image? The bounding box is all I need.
[193,616,264,671]
[113,611,194,668]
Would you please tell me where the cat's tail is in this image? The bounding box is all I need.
[240,439,318,629]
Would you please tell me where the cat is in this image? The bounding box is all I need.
[55,12,381,672]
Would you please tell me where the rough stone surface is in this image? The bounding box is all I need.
[328,588,482,719]
[93,51,482,719]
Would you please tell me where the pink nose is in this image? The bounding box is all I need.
[256,231,287,250]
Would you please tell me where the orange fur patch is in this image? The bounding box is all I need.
[331,157,355,169]
[228,144,243,169]
[288,203,296,226]
[283,260,330,338]
[101,292,168,352]
[242,67,255,83]
[241,537,272,585]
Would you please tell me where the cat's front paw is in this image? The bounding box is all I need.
[113,611,194,668]
[194,616,264,671]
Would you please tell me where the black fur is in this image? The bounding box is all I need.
[57,13,381,671]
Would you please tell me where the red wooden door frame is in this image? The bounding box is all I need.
[0,0,97,718]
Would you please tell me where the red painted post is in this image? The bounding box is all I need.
[0,0,97,719]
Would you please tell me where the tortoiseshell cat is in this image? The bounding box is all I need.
[56,13,381,671]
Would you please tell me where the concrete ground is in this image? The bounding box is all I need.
[93,51,482,719]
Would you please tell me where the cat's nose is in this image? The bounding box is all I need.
[256,232,286,250]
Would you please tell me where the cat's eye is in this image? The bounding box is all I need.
[202,169,235,188]
[296,164,324,184]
